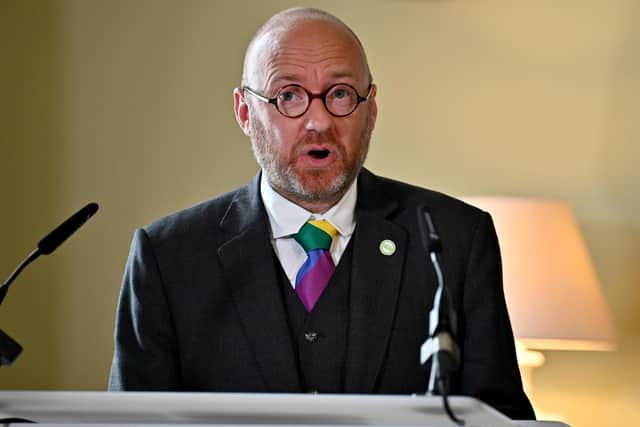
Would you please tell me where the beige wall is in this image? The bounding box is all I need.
[1,1,638,426]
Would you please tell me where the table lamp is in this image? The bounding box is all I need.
[462,197,616,417]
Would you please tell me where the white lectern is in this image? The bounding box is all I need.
[0,392,568,426]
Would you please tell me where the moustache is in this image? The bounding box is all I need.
[294,132,344,156]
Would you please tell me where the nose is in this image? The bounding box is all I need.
[304,97,332,132]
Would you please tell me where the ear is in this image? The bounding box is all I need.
[233,87,251,136]
[368,84,378,131]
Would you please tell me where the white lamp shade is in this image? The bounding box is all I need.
[463,197,615,351]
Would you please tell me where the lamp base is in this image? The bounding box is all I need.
[516,341,564,421]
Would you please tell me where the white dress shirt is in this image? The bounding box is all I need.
[260,175,357,288]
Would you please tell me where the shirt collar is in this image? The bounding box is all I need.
[260,174,357,239]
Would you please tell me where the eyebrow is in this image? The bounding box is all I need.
[326,70,359,81]
[267,70,360,92]
[268,73,302,87]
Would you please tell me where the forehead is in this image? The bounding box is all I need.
[248,20,368,91]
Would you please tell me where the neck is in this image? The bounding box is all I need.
[277,189,343,214]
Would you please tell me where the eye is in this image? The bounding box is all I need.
[279,91,296,102]
[328,85,355,102]
[278,91,296,102]
[277,86,305,104]
[333,88,348,99]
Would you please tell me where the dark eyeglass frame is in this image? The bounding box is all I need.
[242,83,373,118]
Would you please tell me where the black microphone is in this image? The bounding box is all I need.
[38,203,99,255]
[417,205,464,426]
[417,207,442,253]
[0,202,98,366]
[0,203,99,306]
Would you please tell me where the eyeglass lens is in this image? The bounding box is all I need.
[276,84,360,117]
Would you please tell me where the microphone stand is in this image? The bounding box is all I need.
[0,249,39,365]
[418,207,464,426]
[0,328,22,366]
[0,248,40,306]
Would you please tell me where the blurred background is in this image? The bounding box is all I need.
[1,1,638,426]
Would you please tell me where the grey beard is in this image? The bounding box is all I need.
[279,164,349,204]
[249,113,372,205]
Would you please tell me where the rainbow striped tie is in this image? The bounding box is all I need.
[293,220,337,312]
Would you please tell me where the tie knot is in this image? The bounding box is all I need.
[294,220,337,252]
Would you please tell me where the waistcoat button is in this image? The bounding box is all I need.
[304,331,319,343]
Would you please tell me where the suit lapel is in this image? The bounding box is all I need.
[344,170,408,393]
[217,173,302,392]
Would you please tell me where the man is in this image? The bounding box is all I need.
[109,7,535,420]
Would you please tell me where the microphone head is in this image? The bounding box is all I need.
[417,205,442,253]
[37,203,99,255]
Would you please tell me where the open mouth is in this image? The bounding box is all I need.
[308,149,330,159]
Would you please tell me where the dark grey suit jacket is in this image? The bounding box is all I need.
[109,169,534,420]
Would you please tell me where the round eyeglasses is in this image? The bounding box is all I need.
[243,83,372,118]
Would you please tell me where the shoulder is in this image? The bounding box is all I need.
[143,191,232,237]
[358,169,489,228]
[140,174,260,247]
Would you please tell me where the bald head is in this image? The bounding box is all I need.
[232,7,378,213]
[241,7,372,89]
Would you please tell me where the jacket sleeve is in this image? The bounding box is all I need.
[459,211,535,420]
[108,228,181,390]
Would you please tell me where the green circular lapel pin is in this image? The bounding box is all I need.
[379,239,396,256]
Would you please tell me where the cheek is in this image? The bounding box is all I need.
[253,110,287,147]
[273,122,306,154]
[338,119,366,151]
